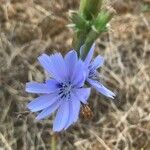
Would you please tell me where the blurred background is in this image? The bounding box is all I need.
[0,0,150,149]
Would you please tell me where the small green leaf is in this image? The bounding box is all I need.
[70,12,90,30]
[93,11,111,33]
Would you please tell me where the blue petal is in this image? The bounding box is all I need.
[25,82,50,94]
[71,59,86,87]
[46,79,59,91]
[53,100,69,132]
[38,54,52,75]
[64,94,81,129]
[84,43,95,65]
[64,100,74,129]
[73,88,91,104]
[91,55,104,69]
[38,53,67,82]
[49,53,68,82]
[87,78,115,98]
[26,80,58,94]
[36,100,61,120]
[27,93,59,112]
[64,50,78,78]
[71,94,81,122]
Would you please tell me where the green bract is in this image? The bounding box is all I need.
[93,10,111,33]
[70,12,90,31]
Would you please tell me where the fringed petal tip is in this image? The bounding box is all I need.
[87,78,115,99]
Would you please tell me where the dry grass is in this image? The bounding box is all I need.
[0,0,150,150]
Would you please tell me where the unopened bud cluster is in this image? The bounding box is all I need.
[70,0,115,59]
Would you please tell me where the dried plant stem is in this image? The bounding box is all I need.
[51,133,57,150]
[0,132,12,150]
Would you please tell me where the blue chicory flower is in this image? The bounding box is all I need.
[80,43,115,99]
[26,50,91,132]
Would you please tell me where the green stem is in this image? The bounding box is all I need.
[51,133,56,150]
[72,0,114,59]
[73,30,87,55]
[73,0,102,54]
[81,30,99,59]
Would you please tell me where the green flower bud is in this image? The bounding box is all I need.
[79,0,103,20]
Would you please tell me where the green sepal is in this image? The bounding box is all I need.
[70,12,90,31]
[92,10,111,33]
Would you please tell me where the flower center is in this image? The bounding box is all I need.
[58,82,73,99]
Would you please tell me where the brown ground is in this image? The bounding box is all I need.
[0,0,150,150]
